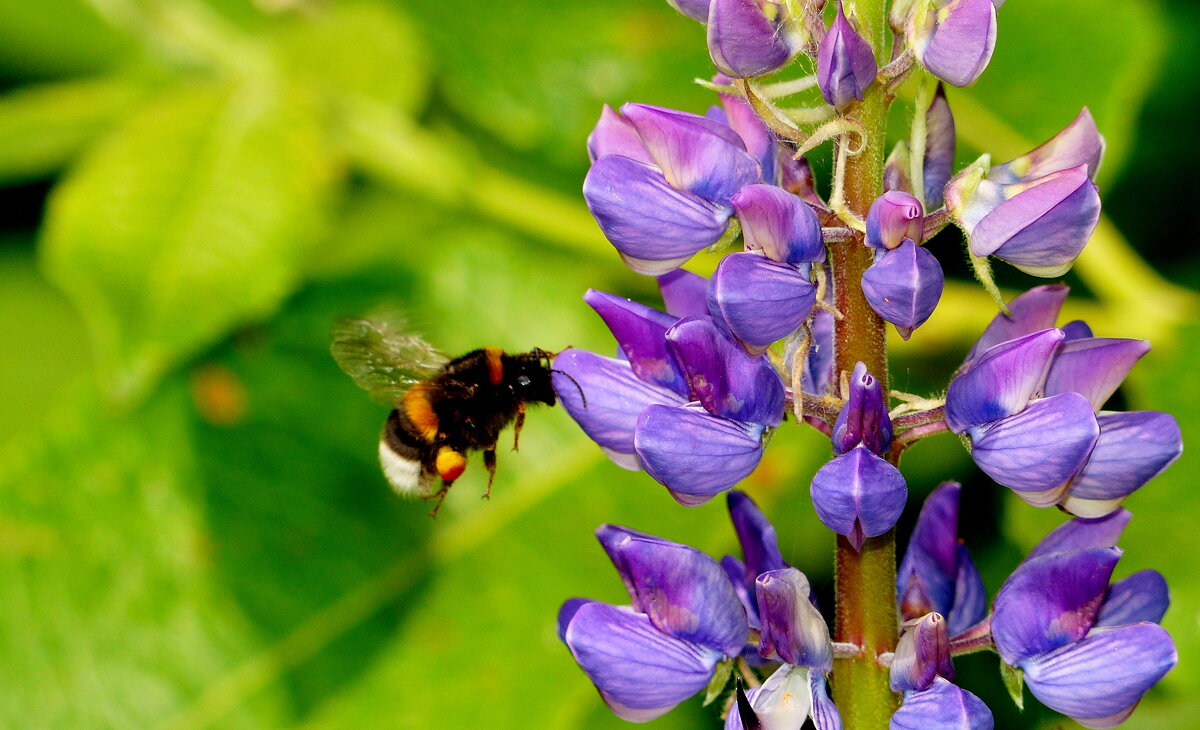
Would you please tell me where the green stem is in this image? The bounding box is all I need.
[829,0,900,726]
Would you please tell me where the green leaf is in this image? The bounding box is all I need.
[1000,660,1024,711]
[0,0,134,78]
[704,658,734,707]
[269,1,430,113]
[40,78,338,404]
[0,383,290,729]
[0,75,147,184]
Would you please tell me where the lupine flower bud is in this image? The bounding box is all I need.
[780,153,825,207]
[890,613,953,691]
[810,445,907,551]
[756,568,833,671]
[584,103,762,275]
[906,0,998,87]
[831,362,893,454]
[732,184,826,264]
[890,677,994,730]
[707,0,807,79]
[991,536,1177,729]
[923,84,956,209]
[866,191,925,250]
[817,2,878,108]
[883,141,913,194]
[897,482,987,636]
[862,240,944,340]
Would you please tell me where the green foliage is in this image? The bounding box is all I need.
[0,0,1194,728]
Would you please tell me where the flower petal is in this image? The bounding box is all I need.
[945,328,1064,433]
[1022,623,1176,728]
[898,482,962,622]
[890,613,953,692]
[923,84,956,210]
[969,392,1099,499]
[818,3,878,107]
[708,0,805,79]
[810,446,907,550]
[1096,570,1169,628]
[1062,411,1183,517]
[709,253,816,353]
[860,240,944,340]
[562,601,722,721]
[1043,337,1149,411]
[989,108,1105,184]
[991,547,1120,666]
[666,315,786,425]
[756,568,833,670]
[866,191,924,250]
[890,677,993,730]
[584,289,688,396]
[635,404,765,505]
[1025,508,1131,562]
[732,183,826,264]
[728,490,789,583]
[584,154,731,274]
[964,284,1069,363]
[908,0,997,87]
[552,349,687,464]
[588,104,652,164]
[658,268,711,318]
[831,361,893,455]
[595,524,749,656]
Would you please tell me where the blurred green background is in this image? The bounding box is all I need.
[0,0,1195,728]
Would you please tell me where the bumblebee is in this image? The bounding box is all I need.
[331,316,566,514]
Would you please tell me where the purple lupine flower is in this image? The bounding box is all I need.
[945,110,1104,276]
[711,82,782,185]
[946,285,1182,513]
[883,142,912,194]
[818,2,878,108]
[658,268,711,317]
[732,183,826,264]
[665,0,712,23]
[559,524,750,722]
[991,517,1176,728]
[862,240,944,340]
[811,363,907,549]
[584,103,762,275]
[707,0,806,79]
[906,0,998,87]
[723,490,789,628]
[896,482,987,636]
[890,676,994,730]
[890,612,954,692]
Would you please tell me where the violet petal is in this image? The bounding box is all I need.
[1043,337,1149,411]
[1096,570,1169,628]
[1063,411,1183,517]
[810,446,908,550]
[756,568,833,670]
[635,404,765,505]
[890,677,993,730]
[964,284,1068,363]
[817,3,878,107]
[666,315,786,425]
[860,240,944,340]
[732,183,826,264]
[945,328,1064,433]
[709,252,816,353]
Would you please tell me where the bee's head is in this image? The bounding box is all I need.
[511,349,558,405]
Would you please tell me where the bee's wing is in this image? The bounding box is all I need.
[331,316,446,406]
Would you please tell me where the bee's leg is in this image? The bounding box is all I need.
[483,448,497,499]
[424,446,467,517]
[512,402,527,451]
[425,482,451,518]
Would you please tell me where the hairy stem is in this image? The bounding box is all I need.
[829,0,901,725]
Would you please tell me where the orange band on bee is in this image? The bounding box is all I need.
[435,447,467,483]
[402,384,440,442]
[484,347,504,385]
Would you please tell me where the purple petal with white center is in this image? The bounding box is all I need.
[907,0,997,87]
[658,269,711,318]
[969,392,1100,498]
[866,191,925,250]
[562,601,723,721]
[1021,623,1176,728]
[594,524,749,655]
[708,0,804,79]
[891,613,953,692]
[1025,509,1131,562]
[583,289,688,397]
[552,349,687,464]
[964,284,1069,363]
[810,446,908,551]
[1097,570,1169,628]
[732,184,826,264]
[756,568,833,670]
[831,361,893,454]
[584,155,731,274]
[719,87,780,184]
[991,547,1120,666]
[890,677,993,730]
[635,404,766,505]
[588,105,652,164]
[970,165,1102,278]
[949,544,987,637]
[923,84,956,209]
[709,253,816,354]
[728,490,789,581]
[945,328,1064,433]
[898,482,962,622]
[666,0,711,22]
[861,240,944,340]
[622,103,762,203]
[1063,411,1183,517]
[810,672,843,730]
[990,108,1105,184]
[818,3,878,107]
[666,315,786,425]
[1043,337,1149,411]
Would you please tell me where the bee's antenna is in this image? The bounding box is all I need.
[549,369,587,408]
